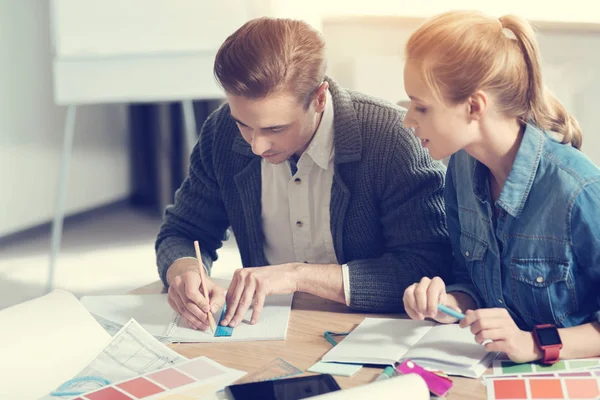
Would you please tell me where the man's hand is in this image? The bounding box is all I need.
[166,259,225,331]
[460,308,542,363]
[221,263,301,327]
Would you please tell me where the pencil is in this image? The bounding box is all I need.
[194,240,217,333]
[437,303,466,320]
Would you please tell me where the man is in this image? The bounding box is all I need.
[156,17,451,331]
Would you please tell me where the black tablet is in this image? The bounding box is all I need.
[224,374,341,400]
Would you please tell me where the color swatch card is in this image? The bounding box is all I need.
[43,318,188,399]
[80,293,293,343]
[73,356,246,400]
[492,358,600,376]
[486,372,600,400]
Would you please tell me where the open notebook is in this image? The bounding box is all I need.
[80,293,293,343]
[321,318,497,378]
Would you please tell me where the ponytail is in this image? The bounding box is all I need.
[500,15,583,149]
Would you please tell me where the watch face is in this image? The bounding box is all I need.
[537,326,562,346]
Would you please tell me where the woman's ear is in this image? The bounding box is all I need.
[468,90,488,121]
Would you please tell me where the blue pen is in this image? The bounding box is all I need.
[437,304,465,320]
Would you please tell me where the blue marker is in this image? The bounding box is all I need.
[375,366,397,381]
[437,304,465,320]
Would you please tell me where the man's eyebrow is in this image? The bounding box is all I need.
[263,123,289,130]
[231,114,290,130]
[230,114,249,127]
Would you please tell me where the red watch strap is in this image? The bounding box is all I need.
[543,346,561,364]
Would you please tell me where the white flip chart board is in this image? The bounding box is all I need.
[50,0,253,104]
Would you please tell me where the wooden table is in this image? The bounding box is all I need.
[133,282,487,399]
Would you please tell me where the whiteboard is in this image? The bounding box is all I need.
[53,52,223,104]
[51,0,251,58]
[49,0,257,104]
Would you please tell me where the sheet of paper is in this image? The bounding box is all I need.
[81,293,294,342]
[320,318,434,365]
[81,294,175,338]
[312,373,429,400]
[41,318,187,399]
[308,361,362,377]
[0,290,112,400]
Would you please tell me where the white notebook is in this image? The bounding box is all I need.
[321,318,496,378]
[80,293,293,343]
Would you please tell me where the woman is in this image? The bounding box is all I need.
[402,11,600,363]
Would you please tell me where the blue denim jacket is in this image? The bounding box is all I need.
[446,123,600,331]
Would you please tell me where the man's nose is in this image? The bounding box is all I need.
[251,133,270,156]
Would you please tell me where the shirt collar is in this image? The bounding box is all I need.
[303,90,335,170]
[495,123,545,217]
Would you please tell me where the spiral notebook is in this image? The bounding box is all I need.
[80,293,293,343]
[321,318,496,378]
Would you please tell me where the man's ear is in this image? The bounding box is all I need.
[468,90,488,121]
[313,81,328,113]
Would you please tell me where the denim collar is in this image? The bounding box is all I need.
[470,123,544,217]
[496,124,544,217]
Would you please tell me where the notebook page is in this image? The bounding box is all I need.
[0,290,111,399]
[403,323,493,377]
[321,318,435,365]
[170,293,293,342]
[81,293,294,342]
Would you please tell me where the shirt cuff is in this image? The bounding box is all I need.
[174,257,210,275]
[341,263,351,307]
[446,283,483,310]
[595,310,600,324]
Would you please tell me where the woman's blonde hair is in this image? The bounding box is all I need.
[405,11,582,149]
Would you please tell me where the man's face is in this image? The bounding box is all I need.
[227,84,327,164]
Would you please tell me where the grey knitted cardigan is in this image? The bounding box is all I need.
[155,77,452,312]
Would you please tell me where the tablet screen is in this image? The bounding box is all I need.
[224,374,341,400]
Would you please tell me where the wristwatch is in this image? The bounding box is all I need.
[532,324,563,364]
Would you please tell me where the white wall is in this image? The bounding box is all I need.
[320,0,600,24]
[323,18,600,165]
[0,1,130,237]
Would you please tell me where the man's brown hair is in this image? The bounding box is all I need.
[214,17,326,108]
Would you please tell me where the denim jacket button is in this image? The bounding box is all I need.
[536,276,544,283]
[465,251,470,257]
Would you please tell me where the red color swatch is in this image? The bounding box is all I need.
[118,377,165,398]
[493,379,527,399]
[85,387,133,400]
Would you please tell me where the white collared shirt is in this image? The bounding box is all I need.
[261,90,351,305]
